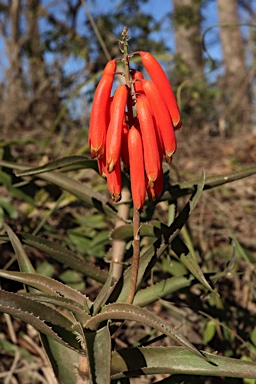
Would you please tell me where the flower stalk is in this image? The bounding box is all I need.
[121,26,141,304]
[88,26,180,304]
[127,208,141,304]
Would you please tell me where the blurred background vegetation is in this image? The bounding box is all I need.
[0,0,255,383]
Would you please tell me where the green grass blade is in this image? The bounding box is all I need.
[15,155,97,176]
[166,165,256,202]
[19,233,109,284]
[94,325,111,383]
[0,290,83,353]
[4,223,35,273]
[0,269,89,309]
[111,346,256,379]
[22,293,90,324]
[172,236,215,294]
[0,160,119,219]
[133,275,195,307]
[86,303,205,361]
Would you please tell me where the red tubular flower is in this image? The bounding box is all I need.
[147,165,164,201]
[128,126,146,210]
[138,51,182,130]
[140,92,165,162]
[153,115,165,163]
[97,152,121,202]
[142,79,177,163]
[97,156,106,177]
[136,94,161,186]
[132,69,144,94]
[107,157,122,202]
[106,84,128,173]
[89,60,117,159]
[121,121,130,169]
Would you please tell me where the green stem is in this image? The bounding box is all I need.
[121,26,134,126]
[122,26,131,88]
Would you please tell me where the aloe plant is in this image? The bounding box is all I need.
[0,28,256,384]
[1,157,256,382]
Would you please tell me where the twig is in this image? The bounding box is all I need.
[4,314,17,344]
[3,350,21,384]
[21,333,58,383]
[80,0,111,62]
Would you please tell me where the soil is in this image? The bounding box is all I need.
[175,130,256,258]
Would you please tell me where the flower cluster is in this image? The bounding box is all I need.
[88,51,181,211]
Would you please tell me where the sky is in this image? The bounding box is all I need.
[0,1,233,72]
[0,0,255,84]
[60,0,222,82]
[88,0,221,61]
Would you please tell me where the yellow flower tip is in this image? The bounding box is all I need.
[148,189,156,202]
[112,193,121,203]
[174,119,182,130]
[91,144,105,159]
[165,153,173,163]
[107,159,116,173]
[147,179,155,189]
[90,149,97,159]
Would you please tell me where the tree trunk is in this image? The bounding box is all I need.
[2,0,26,134]
[172,0,206,131]
[173,0,204,77]
[25,0,60,131]
[1,0,60,136]
[217,0,251,132]
[26,0,46,93]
